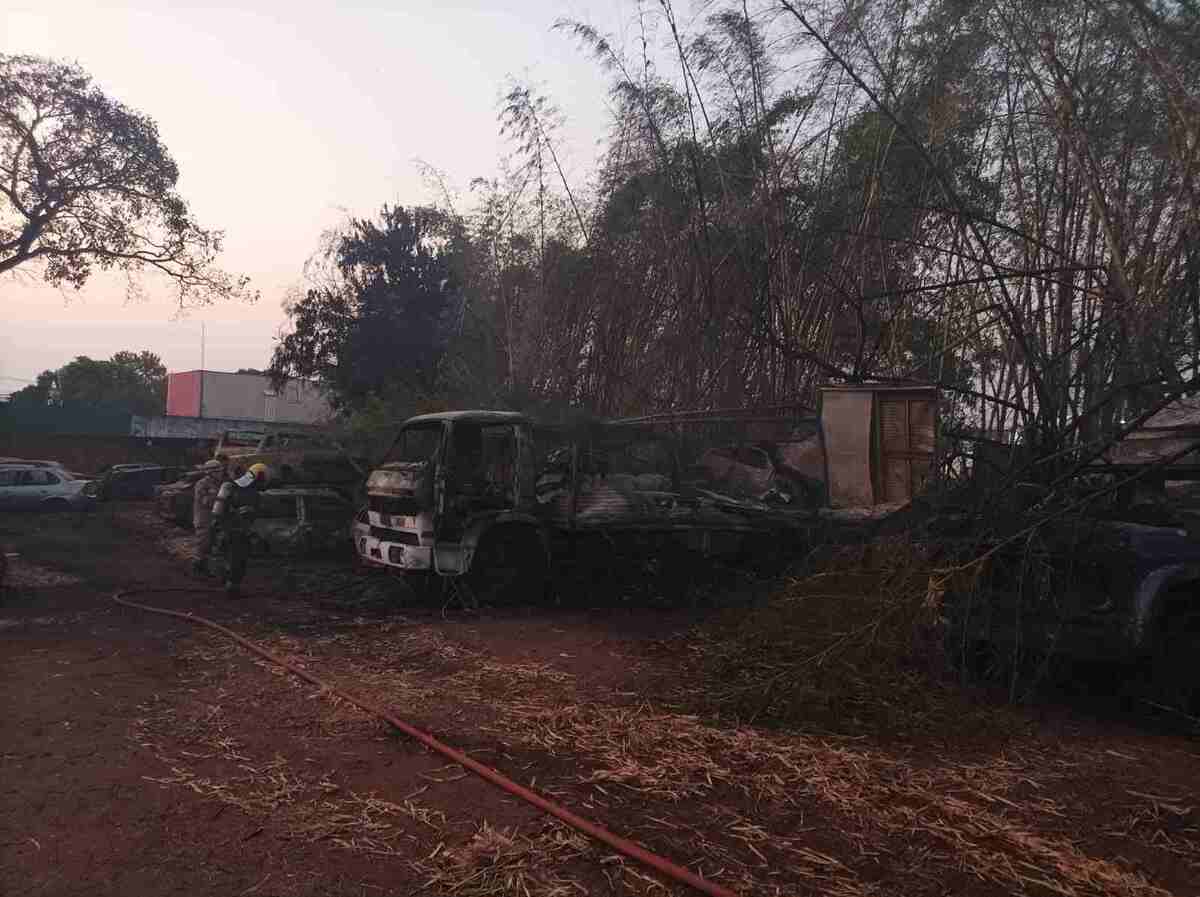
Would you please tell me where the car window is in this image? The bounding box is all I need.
[0,470,16,485]
[18,470,50,485]
[43,472,60,485]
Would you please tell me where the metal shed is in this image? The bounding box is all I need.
[819,384,938,507]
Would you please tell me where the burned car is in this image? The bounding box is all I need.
[158,469,353,556]
[247,487,355,557]
[87,464,183,500]
[215,429,365,491]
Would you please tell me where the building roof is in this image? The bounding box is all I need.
[403,410,530,426]
[819,383,939,394]
[170,369,320,384]
[1137,396,1200,432]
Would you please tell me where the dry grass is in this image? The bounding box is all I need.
[1106,790,1200,876]
[676,536,996,736]
[416,821,597,897]
[131,691,440,859]
[2,559,84,587]
[125,578,1195,897]
[491,701,1174,896]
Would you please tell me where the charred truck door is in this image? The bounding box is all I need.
[435,419,522,573]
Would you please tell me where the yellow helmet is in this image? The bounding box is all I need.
[248,462,270,485]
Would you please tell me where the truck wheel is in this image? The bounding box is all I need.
[466,528,547,606]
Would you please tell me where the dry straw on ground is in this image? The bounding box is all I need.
[124,562,1191,897]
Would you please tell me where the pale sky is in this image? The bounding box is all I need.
[0,1,642,392]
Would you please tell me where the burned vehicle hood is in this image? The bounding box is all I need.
[366,462,434,519]
[367,461,431,494]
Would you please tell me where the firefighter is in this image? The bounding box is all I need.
[210,462,269,596]
[191,458,227,577]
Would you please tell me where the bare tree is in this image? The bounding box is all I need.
[0,54,254,305]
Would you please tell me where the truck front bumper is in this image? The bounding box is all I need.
[354,529,433,571]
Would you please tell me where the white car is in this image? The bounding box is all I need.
[0,466,95,511]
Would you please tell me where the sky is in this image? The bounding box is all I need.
[0,0,641,393]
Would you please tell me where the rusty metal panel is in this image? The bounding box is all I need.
[821,385,937,506]
[912,456,932,494]
[820,390,875,508]
[776,434,825,483]
[882,458,909,503]
[878,393,937,504]
[909,399,936,453]
[879,398,909,452]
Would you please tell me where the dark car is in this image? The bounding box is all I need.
[939,515,1200,714]
[87,465,184,501]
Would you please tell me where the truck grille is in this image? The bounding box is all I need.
[368,494,422,516]
[370,526,419,546]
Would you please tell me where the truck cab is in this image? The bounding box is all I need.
[361,411,545,591]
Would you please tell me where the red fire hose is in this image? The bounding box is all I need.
[114,589,739,897]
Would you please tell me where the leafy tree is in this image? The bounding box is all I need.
[9,350,167,416]
[269,205,463,409]
[0,54,253,304]
[6,369,57,408]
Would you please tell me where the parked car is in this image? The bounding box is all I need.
[87,465,184,500]
[0,458,70,471]
[0,466,94,511]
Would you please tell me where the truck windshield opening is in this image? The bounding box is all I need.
[385,425,442,464]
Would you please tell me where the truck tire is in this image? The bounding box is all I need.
[466,527,547,606]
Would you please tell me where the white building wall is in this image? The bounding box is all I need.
[197,372,331,424]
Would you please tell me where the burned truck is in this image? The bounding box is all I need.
[358,411,810,598]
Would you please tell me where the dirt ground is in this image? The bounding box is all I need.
[2,505,1199,897]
